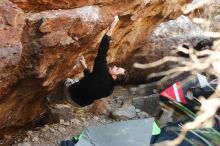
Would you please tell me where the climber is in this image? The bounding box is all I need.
[64,16,129,107]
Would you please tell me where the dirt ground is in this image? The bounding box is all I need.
[0,85,164,146]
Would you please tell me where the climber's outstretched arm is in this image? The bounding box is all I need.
[93,16,119,73]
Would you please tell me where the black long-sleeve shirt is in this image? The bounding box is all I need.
[68,35,115,106]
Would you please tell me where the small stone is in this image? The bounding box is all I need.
[42,125,49,132]
[60,119,65,124]
[93,116,99,121]
[44,124,49,129]
[80,117,86,123]
[112,105,136,120]
[90,99,111,116]
[27,131,33,136]
[100,119,106,123]
[63,121,70,126]
[135,109,141,113]
[70,119,80,125]
[58,127,66,132]
[50,128,55,133]
[23,137,29,142]
[32,136,39,142]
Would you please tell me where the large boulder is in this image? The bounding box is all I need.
[0,0,24,96]
[125,15,209,83]
[0,0,26,134]
[10,0,139,12]
[0,0,192,135]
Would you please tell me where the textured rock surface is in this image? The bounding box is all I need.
[125,15,208,83]
[0,86,151,146]
[0,0,27,134]
[132,94,160,117]
[0,0,24,96]
[11,0,139,13]
[0,0,193,135]
[111,104,136,120]
[90,99,111,116]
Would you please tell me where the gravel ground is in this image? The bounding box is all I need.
[1,85,161,146]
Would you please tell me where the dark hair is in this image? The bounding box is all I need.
[114,69,129,85]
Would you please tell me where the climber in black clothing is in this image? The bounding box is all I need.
[64,16,128,107]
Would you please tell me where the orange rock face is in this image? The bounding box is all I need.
[0,0,24,96]
[0,0,192,135]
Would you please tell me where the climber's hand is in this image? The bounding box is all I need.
[106,16,119,36]
[79,55,87,69]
